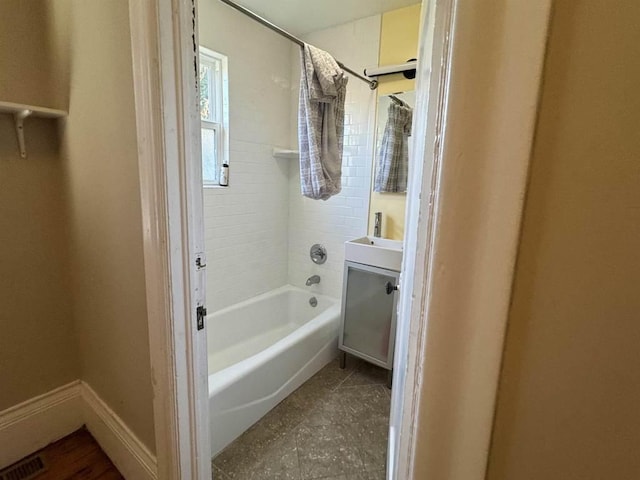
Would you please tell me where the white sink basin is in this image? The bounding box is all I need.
[345,236,403,271]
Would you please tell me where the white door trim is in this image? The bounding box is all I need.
[388,0,454,476]
[128,0,210,479]
[128,0,552,479]
[392,0,553,479]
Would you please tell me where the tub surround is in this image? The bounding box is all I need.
[287,15,381,300]
[200,5,385,309]
[199,0,293,312]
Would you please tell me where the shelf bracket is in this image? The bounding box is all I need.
[14,109,32,159]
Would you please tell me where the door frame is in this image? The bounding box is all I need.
[128,0,553,479]
[393,1,552,478]
[128,1,210,479]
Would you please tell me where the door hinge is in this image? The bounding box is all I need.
[196,305,207,331]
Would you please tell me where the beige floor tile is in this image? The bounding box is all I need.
[295,423,364,479]
[338,361,389,388]
[345,417,389,472]
[212,464,232,479]
[338,385,390,424]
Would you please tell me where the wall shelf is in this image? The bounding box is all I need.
[363,60,417,80]
[272,148,299,160]
[0,101,68,158]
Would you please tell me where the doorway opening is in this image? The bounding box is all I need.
[131,0,553,478]
[196,1,425,478]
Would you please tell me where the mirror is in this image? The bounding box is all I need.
[368,90,416,240]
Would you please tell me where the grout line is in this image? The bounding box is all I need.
[333,369,356,391]
[332,356,364,390]
[212,463,233,480]
[378,383,393,398]
[293,427,302,480]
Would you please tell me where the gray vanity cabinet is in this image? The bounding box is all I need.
[339,261,400,370]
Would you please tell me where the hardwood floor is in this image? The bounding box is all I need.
[0,428,123,480]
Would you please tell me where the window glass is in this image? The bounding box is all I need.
[199,48,228,186]
[201,126,218,182]
[199,64,211,121]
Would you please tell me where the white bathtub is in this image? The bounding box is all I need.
[207,285,340,455]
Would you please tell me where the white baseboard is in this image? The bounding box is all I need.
[0,381,158,480]
[81,381,157,480]
[0,381,83,468]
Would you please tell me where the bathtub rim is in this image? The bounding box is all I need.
[205,284,334,320]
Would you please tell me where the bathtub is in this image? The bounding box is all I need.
[207,285,340,455]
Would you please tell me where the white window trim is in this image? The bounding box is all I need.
[199,46,229,187]
[200,120,222,184]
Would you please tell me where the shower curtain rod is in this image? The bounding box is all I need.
[218,0,379,90]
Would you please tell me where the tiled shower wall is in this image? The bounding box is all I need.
[199,0,292,311]
[200,5,380,309]
[287,16,381,299]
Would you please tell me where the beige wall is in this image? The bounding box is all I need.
[0,116,79,411]
[0,0,155,453]
[0,1,78,412]
[0,0,155,452]
[56,0,156,452]
[488,1,640,478]
[0,1,54,108]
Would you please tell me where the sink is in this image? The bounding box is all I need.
[345,236,403,271]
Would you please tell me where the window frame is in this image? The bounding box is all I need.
[199,46,229,187]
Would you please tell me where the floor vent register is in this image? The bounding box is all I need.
[0,455,47,480]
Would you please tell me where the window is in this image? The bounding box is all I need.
[199,47,229,186]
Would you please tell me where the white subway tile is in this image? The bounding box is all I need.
[203,12,380,308]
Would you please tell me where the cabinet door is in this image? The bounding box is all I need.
[340,262,399,368]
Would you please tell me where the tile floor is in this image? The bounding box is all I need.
[212,355,391,480]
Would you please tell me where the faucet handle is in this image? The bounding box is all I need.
[310,244,327,264]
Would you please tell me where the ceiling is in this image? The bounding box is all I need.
[225,0,421,35]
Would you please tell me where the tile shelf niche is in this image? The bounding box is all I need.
[272,148,299,160]
[0,101,68,159]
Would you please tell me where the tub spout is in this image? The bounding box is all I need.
[306,275,321,286]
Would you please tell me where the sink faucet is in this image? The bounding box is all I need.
[306,275,320,286]
[374,212,382,238]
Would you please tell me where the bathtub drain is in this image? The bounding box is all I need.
[309,296,318,307]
